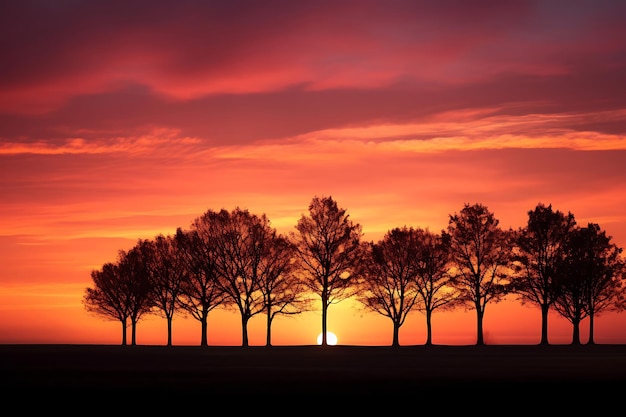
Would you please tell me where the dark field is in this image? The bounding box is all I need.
[2,344,626,402]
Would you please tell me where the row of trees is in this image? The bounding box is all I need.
[84,196,626,346]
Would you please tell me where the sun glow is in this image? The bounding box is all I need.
[316,331,338,346]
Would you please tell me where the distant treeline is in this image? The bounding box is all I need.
[84,196,625,347]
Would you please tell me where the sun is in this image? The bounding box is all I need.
[316,331,338,346]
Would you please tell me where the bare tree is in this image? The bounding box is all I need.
[447,203,514,345]
[85,245,153,346]
[117,242,154,346]
[512,203,577,345]
[291,196,364,346]
[175,227,227,347]
[141,234,187,346]
[202,208,274,347]
[552,234,589,344]
[412,228,460,345]
[258,234,310,346]
[356,227,421,347]
[554,223,625,344]
[83,262,130,345]
[582,223,625,344]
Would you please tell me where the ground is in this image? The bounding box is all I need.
[2,344,625,407]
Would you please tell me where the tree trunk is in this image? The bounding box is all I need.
[121,319,127,346]
[425,308,433,346]
[321,286,328,346]
[476,307,484,345]
[392,320,400,347]
[571,317,581,344]
[266,307,272,347]
[588,313,596,345]
[200,314,208,347]
[167,315,173,346]
[131,321,137,346]
[241,315,249,347]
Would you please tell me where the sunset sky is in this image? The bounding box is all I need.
[2,0,626,346]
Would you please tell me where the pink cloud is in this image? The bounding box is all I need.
[2,1,624,114]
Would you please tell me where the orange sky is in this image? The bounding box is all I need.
[2,0,626,346]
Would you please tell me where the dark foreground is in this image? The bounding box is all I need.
[2,344,626,401]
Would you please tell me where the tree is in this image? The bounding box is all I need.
[553,223,625,344]
[447,203,514,345]
[83,262,130,345]
[512,203,577,345]
[84,245,154,346]
[291,196,364,346]
[581,223,625,344]
[356,227,422,347]
[175,227,227,347]
[117,243,154,346]
[412,228,459,345]
[552,229,589,345]
[258,234,310,346]
[202,208,274,347]
[141,234,187,347]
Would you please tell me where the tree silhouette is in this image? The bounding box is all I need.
[552,233,589,344]
[203,208,275,347]
[175,226,227,347]
[117,243,154,345]
[580,223,625,344]
[512,203,577,345]
[553,223,625,344]
[258,233,310,346]
[447,203,514,345]
[291,196,364,346]
[83,262,130,345]
[141,234,187,347]
[412,228,460,345]
[357,227,422,347]
[82,197,626,348]
[85,245,153,346]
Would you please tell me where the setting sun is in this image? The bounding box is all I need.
[317,332,338,346]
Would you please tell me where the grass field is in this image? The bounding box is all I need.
[2,343,626,404]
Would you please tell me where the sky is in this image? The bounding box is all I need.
[1,0,626,346]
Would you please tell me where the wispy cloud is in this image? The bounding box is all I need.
[0,130,201,155]
[0,283,85,311]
